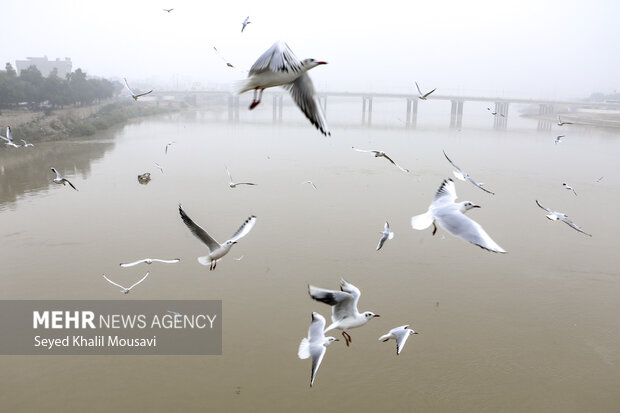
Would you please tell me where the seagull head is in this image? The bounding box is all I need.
[460,201,481,213]
[325,337,339,346]
[302,58,328,69]
[364,312,380,319]
[409,330,419,336]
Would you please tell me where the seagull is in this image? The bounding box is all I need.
[163,8,174,13]
[305,180,318,190]
[562,182,577,196]
[411,179,507,253]
[239,41,330,136]
[123,78,153,101]
[596,176,604,183]
[120,258,180,267]
[154,162,164,173]
[535,200,591,236]
[225,166,256,188]
[298,312,338,387]
[178,204,256,270]
[557,115,573,126]
[554,135,564,144]
[415,81,436,100]
[491,111,505,117]
[0,127,20,147]
[165,141,175,154]
[379,325,418,355]
[137,172,151,184]
[376,221,394,251]
[50,167,78,191]
[308,278,380,347]
[443,150,494,195]
[213,47,235,68]
[241,16,251,32]
[352,147,410,172]
[234,255,244,261]
[20,139,34,147]
[102,272,149,294]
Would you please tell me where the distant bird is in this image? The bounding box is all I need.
[490,111,505,117]
[308,278,380,347]
[554,135,565,144]
[596,176,604,183]
[305,180,318,190]
[165,141,175,154]
[443,150,494,195]
[120,258,180,267]
[240,41,330,136]
[535,200,591,236]
[154,162,164,173]
[298,312,338,387]
[123,78,153,101]
[137,172,151,184]
[102,272,149,294]
[411,179,507,253]
[163,8,174,13]
[379,325,418,355]
[352,147,410,172]
[20,139,34,147]
[415,81,436,100]
[0,126,20,147]
[241,16,251,32]
[213,47,235,68]
[178,204,257,270]
[234,255,244,261]
[557,115,573,126]
[376,221,394,251]
[225,166,256,188]
[562,182,577,196]
[50,167,78,191]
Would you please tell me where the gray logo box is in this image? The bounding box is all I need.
[0,300,222,355]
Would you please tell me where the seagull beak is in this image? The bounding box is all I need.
[373,314,380,318]
[471,204,481,209]
[334,338,340,341]
[317,61,328,65]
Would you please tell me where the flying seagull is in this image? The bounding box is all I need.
[240,41,330,136]
[415,81,436,100]
[298,312,338,387]
[376,221,394,251]
[352,147,410,172]
[154,162,164,173]
[596,176,604,183]
[443,150,494,195]
[178,204,256,270]
[554,135,564,144]
[308,278,380,347]
[557,115,573,126]
[163,8,174,13]
[124,78,153,101]
[562,182,577,196]
[102,272,149,294]
[213,47,235,68]
[241,16,251,32]
[411,179,507,253]
[535,200,591,236]
[165,141,175,154]
[0,127,20,147]
[225,166,256,188]
[305,180,318,190]
[50,167,78,191]
[379,325,418,355]
[20,139,34,147]
[120,258,180,267]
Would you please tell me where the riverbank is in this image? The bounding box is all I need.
[1,100,184,142]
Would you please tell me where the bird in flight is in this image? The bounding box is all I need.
[212,47,235,68]
[124,78,153,100]
[119,258,180,267]
[379,325,418,355]
[240,41,330,136]
[165,141,175,155]
[1,127,20,147]
[50,167,78,191]
[102,272,150,294]
[415,81,436,100]
[443,150,494,195]
[535,200,591,236]
[225,166,256,188]
[376,221,394,251]
[20,139,34,147]
[554,135,564,144]
[557,115,573,126]
[562,182,577,196]
[163,8,174,13]
[352,147,410,172]
[298,312,338,387]
[241,16,251,32]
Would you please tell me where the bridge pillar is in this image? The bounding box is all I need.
[272,95,283,123]
[406,98,418,128]
[450,100,457,128]
[362,97,372,126]
[537,103,553,131]
[493,102,509,130]
[228,95,239,123]
[456,100,464,129]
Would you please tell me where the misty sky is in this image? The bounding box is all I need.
[2,0,619,99]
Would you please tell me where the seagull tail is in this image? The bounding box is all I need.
[236,78,253,95]
[298,338,311,359]
[411,211,434,231]
[378,333,391,341]
[388,232,395,240]
[452,170,466,181]
[197,256,212,266]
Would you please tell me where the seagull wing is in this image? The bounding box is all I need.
[560,217,592,236]
[535,200,554,214]
[128,272,150,290]
[465,175,494,195]
[381,153,409,172]
[415,81,423,97]
[392,326,412,355]
[225,166,233,184]
[376,233,388,251]
[123,78,134,95]
[228,216,257,243]
[120,259,146,267]
[151,258,181,264]
[178,205,220,251]
[308,312,327,340]
[423,88,437,99]
[64,179,78,191]
[283,73,330,136]
[308,285,356,323]
[51,168,63,180]
[432,179,459,207]
[0,135,8,143]
[134,90,153,98]
[310,342,327,387]
[102,275,126,289]
[443,150,465,176]
[352,147,375,153]
[249,41,302,75]
[435,207,507,253]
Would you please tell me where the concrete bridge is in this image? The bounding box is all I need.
[153,90,620,131]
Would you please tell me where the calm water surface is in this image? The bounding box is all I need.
[1,108,619,412]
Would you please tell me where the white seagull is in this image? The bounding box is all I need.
[225,166,256,188]
[213,47,235,68]
[376,221,394,251]
[124,78,153,101]
[379,325,418,355]
[352,147,410,172]
[241,16,251,32]
[120,258,180,267]
[163,8,174,13]
[1,127,20,147]
[298,312,338,387]
[50,167,78,191]
[165,141,175,154]
[102,272,149,294]
[239,41,330,136]
[305,180,318,190]
[562,182,577,196]
[535,200,591,236]
[178,204,257,270]
[415,81,436,100]
[557,115,573,126]
[154,162,164,173]
[411,179,507,253]
[308,278,380,347]
[443,150,494,195]
[20,139,34,147]
[554,135,565,144]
